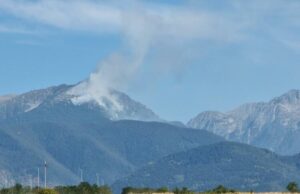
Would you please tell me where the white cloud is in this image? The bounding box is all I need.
[0,24,34,34]
[0,0,122,32]
[1,0,300,112]
[0,0,247,41]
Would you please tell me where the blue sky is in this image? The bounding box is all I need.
[1,0,300,122]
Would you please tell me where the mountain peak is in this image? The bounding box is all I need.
[271,89,300,105]
[0,82,160,122]
[66,81,161,121]
[67,81,123,114]
[188,89,300,155]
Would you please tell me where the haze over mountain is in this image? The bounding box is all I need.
[188,90,300,155]
[0,83,224,187]
[113,142,300,193]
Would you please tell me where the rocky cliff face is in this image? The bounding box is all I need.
[188,90,300,155]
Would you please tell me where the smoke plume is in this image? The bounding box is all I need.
[69,2,162,111]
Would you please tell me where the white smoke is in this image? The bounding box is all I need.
[69,3,161,112]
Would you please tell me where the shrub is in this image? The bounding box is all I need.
[207,185,236,193]
[287,182,299,193]
[156,187,169,193]
[37,188,58,194]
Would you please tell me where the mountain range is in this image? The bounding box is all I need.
[113,142,300,193]
[1,82,300,192]
[188,90,300,155]
[0,83,223,187]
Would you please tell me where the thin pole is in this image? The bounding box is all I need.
[44,161,47,188]
[4,176,7,188]
[37,167,40,190]
[96,173,99,186]
[80,168,83,182]
[29,175,33,190]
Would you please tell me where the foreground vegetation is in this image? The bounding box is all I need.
[0,184,236,194]
[0,182,299,194]
[121,185,235,194]
[0,182,111,194]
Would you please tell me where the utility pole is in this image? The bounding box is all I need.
[37,167,40,190]
[79,168,83,183]
[44,161,47,188]
[96,173,99,186]
[29,174,33,190]
[4,176,7,188]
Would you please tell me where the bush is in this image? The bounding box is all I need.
[157,187,169,193]
[97,185,112,194]
[122,186,170,194]
[173,187,193,194]
[287,182,299,193]
[14,183,22,194]
[207,185,236,193]
[37,188,58,194]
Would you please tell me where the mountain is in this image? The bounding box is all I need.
[0,83,160,122]
[0,83,224,187]
[112,142,300,193]
[0,94,16,103]
[187,90,300,155]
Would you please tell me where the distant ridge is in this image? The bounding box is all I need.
[188,90,300,155]
[113,141,300,193]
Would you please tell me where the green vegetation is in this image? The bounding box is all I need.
[173,187,193,194]
[205,185,236,193]
[0,182,111,194]
[121,185,236,194]
[37,189,58,194]
[2,182,300,194]
[55,182,111,194]
[287,182,299,193]
[121,187,170,194]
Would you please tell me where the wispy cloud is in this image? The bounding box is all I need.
[0,0,122,32]
[1,0,299,45]
[0,0,247,41]
[0,24,34,34]
[1,0,300,112]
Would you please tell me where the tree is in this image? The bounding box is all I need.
[97,185,112,194]
[37,188,58,194]
[78,182,93,194]
[287,182,299,193]
[121,187,133,194]
[173,187,181,194]
[14,183,22,194]
[157,187,169,193]
[172,187,193,194]
[208,185,236,193]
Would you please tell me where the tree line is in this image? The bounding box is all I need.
[0,182,299,194]
[121,185,236,194]
[0,182,111,194]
